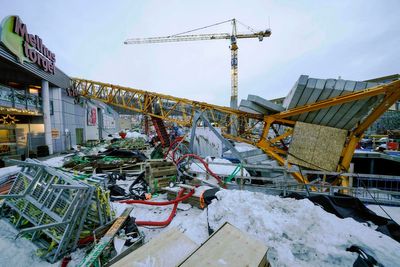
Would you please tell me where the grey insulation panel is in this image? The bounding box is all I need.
[292,78,318,121]
[283,75,308,109]
[312,79,346,125]
[284,76,382,129]
[238,105,259,114]
[239,99,267,114]
[247,95,284,113]
[319,80,356,126]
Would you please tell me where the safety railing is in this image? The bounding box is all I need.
[186,160,400,205]
[0,84,42,112]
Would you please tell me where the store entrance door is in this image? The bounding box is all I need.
[76,128,84,145]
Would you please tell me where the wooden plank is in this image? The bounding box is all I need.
[78,207,133,267]
[112,228,197,267]
[179,222,269,267]
[147,160,173,168]
[151,168,177,177]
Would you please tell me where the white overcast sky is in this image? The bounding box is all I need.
[1,0,399,106]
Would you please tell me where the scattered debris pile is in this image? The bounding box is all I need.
[110,137,148,150]
[63,147,148,173]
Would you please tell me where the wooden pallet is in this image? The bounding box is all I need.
[145,160,177,193]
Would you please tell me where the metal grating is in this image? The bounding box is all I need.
[0,159,113,263]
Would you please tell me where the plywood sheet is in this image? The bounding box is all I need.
[112,228,197,267]
[179,222,269,267]
[288,122,348,171]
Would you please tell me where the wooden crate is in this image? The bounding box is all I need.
[145,160,177,193]
[179,222,270,267]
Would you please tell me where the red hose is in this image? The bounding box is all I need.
[135,189,185,226]
[164,136,184,159]
[119,189,194,205]
[61,256,71,267]
[176,154,225,186]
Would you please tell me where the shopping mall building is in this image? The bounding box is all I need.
[0,15,119,160]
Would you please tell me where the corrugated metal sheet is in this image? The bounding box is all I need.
[284,75,380,130]
[0,44,70,88]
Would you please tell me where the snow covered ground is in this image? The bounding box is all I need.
[112,190,400,267]
[0,220,56,267]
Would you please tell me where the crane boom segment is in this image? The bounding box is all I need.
[124,33,232,44]
[72,77,263,133]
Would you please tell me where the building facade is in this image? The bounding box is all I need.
[0,15,119,160]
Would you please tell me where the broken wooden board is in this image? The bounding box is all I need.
[179,222,270,267]
[111,228,197,267]
[288,121,348,171]
[78,207,133,267]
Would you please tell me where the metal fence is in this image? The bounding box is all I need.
[187,160,400,206]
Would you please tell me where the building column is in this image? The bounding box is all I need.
[42,80,53,154]
[52,87,64,152]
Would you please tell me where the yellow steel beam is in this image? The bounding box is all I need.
[270,129,293,144]
[72,78,263,139]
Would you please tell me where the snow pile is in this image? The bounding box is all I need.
[125,131,148,140]
[200,190,400,267]
[0,155,67,180]
[232,142,257,152]
[0,165,20,178]
[0,220,55,267]
[103,130,148,141]
[41,155,69,167]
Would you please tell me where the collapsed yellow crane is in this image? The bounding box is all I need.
[71,78,400,187]
[124,18,271,109]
